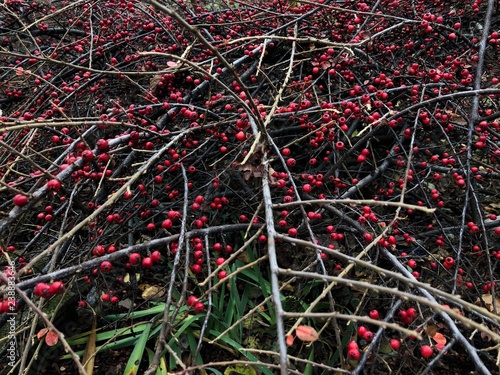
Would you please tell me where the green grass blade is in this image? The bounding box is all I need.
[123,322,152,375]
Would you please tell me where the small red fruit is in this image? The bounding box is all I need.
[218,270,227,279]
[162,219,173,229]
[215,257,225,266]
[99,261,113,273]
[142,257,153,268]
[34,283,52,298]
[187,295,198,306]
[347,341,359,350]
[406,307,417,318]
[49,281,65,295]
[235,131,246,141]
[129,253,142,265]
[357,326,368,336]
[151,250,162,263]
[363,233,373,242]
[101,293,110,302]
[389,339,401,351]
[347,349,360,360]
[191,264,202,274]
[3,300,18,313]
[363,330,374,342]
[47,179,61,192]
[420,345,433,358]
[194,302,205,313]
[369,310,379,320]
[13,194,29,207]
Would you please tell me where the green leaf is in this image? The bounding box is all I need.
[206,368,224,375]
[223,364,257,375]
[123,322,152,375]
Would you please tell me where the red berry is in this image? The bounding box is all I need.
[49,281,65,295]
[369,310,379,320]
[218,270,227,279]
[129,253,142,265]
[142,257,153,268]
[151,250,162,263]
[406,307,417,318]
[3,300,18,313]
[363,330,374,342]
[282,148,291,156]
[100,261,113,273]
[191,264,202,274]
[347,340,359,350]
[34,283,52,298]
[194,302,205,313]
[187,295,198,306]
[389,339,401,351]
[13,194,29,207]
[96,139,109,151]
[286,158,296,167]
[357,326,368,336]
[215,257,225,266]
[235,131,246,141]
[420,345,433,358]
[47,179,61,192]
[81,149,94,162]
[162,219,173,229]
[101,293,110,302]
[347,349,360,360]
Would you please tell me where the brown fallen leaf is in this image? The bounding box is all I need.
[296,325,319,342]
[83,317,97,374]
[37,328,49,340]
[476,294,500,315]
[431,332,446,351]
[139,284,166,300]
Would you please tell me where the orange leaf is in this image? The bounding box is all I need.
[431,332,446,351]
[286,334,295,346]
[37,328,49,340]
[295,325,319,342]
[45,331,59,346]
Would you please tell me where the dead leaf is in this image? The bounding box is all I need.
[37,328,49,340]
[149,74,162,92]
[139,284,166,299]
[431,332,446,351]
[295,325,319,342]
[45,331,59,346]
[476,294,500,315]
[83,318,97,374]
